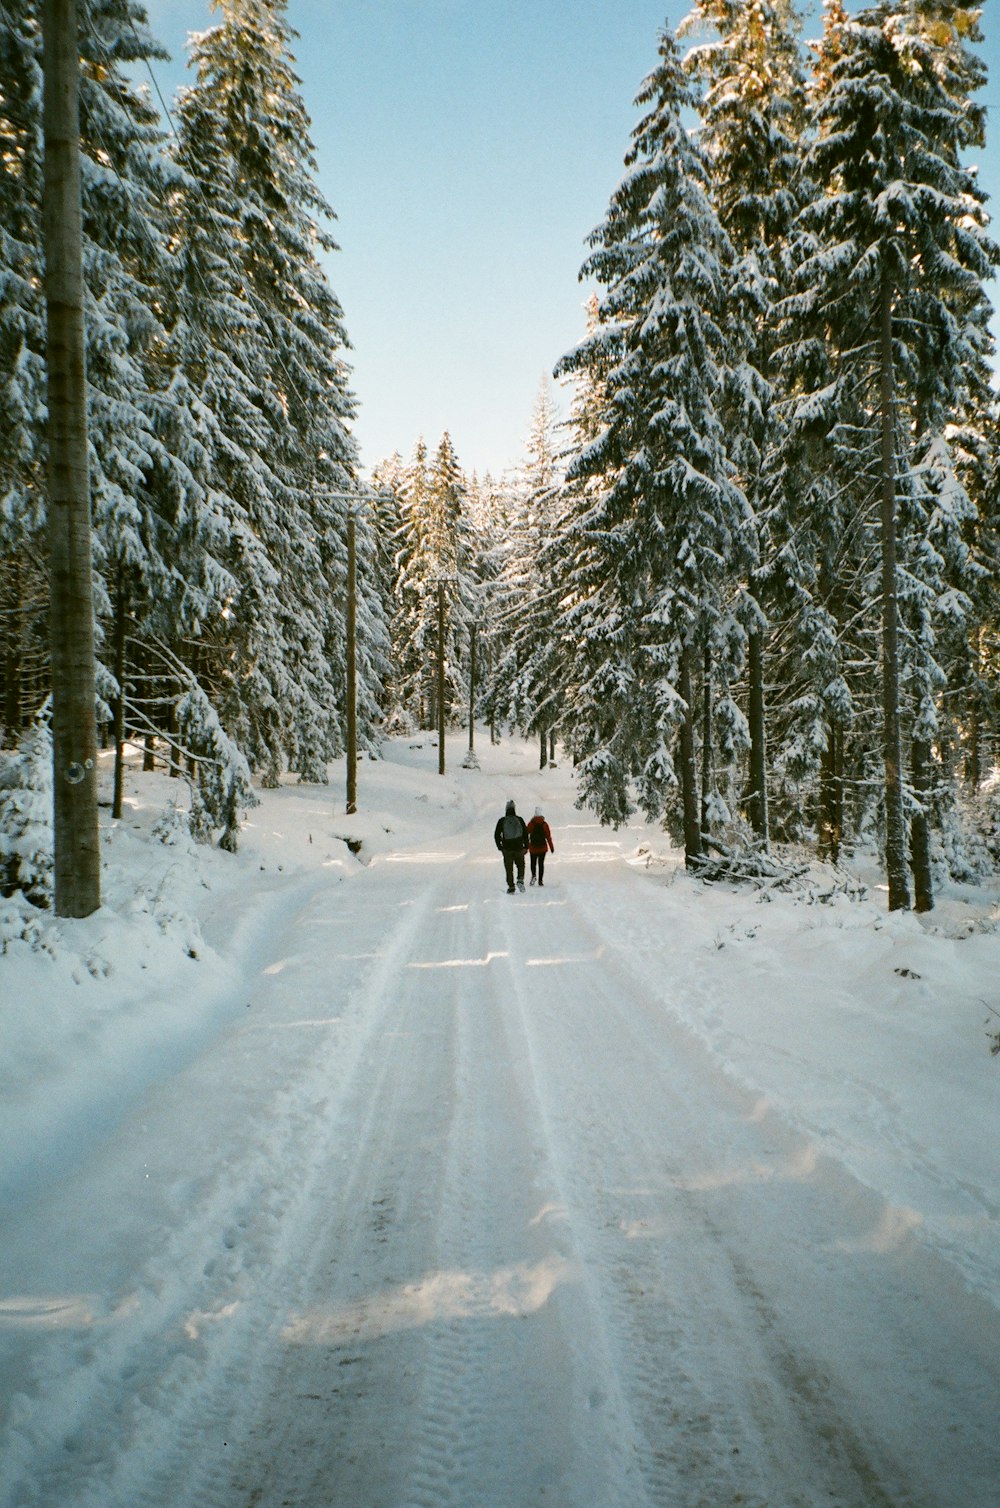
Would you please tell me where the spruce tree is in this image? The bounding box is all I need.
[391,435,477,731]
[181,0,376,783]
[781,0,996,907]
[0,2,46,741]
[481,379,564,752]
[556,27,754,864]
[681,0,808,848]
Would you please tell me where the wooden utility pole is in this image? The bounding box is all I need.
[42,0,101,917]
[345,511,357,814]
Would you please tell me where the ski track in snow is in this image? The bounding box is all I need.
[2,767,999,1507]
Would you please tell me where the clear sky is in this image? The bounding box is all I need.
[140,0,999,480]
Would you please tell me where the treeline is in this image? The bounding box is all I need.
[3,1,1000,918]
[1,0,388,854]
[488,1,1000,912]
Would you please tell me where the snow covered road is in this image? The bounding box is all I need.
[2,743,999,1506]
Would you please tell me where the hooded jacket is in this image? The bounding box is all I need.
[526,814,554,854]
[495,802,529,852]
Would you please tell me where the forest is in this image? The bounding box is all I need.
[1,0,998,920]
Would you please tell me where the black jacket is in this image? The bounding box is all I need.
[495,813,529,851]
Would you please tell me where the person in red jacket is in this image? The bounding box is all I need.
[526,807,554,886]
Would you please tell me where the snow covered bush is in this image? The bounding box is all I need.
[174,686,257,852]
[383,707,416,737]
[151,802,201,855]
[0,895,58,956]
[952,772,1000,878]
[0,712,53,908]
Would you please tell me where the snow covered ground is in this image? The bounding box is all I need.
[1,733,999,1508]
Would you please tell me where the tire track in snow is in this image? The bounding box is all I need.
[11,796,998,1508]
[0,859,456,1508]
[505,865,1000,1507]
[374,861,628,1507]
[205,858,469,1508]
[569,859,1000,1297]
[497,886,816,1508]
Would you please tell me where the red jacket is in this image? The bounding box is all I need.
[526,817,553,854]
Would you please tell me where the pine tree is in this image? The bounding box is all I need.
[0,2,47,741]
[681,0,808,848]
[76,0,185,629]
[481,378,564,755]
[0,706,53,906]
[390,435,477,731]
[556,27,754,865]
[781,0,997,907]
[181,0,377,783]
[75,0,236,825]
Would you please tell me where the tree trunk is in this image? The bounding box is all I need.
[468,622,476,753]
[42,0,100,917]
[345,512,357,813]
[112,565,126,820]
[967,627,982,790]
[700,638,713,841]
[168,701,181,779]
[746,621,769,847]
[834,724,845,853]
[909,736,934,914]
[818,723,841,863]
[3,557,23,741]
[878,263,911,911]
[437,583,446,775]
[539,728,547,770]
[679,641,702,869]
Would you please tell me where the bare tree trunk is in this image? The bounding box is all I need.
[746,620,769,847]
[679,641,703,870]
[967,627,982,790]
[168,701,181,779]
[112,564,126,820]
[42,0,100,916]
[878,263,911,911]
[468,622,476,753]
[437,583,446,775]
[345,512,357,813]
[700,638,713,842]
[141,645,156,770]
[909,736,934,913]
[539,728,546,770]
[3,557,23,741]
[818,723,841,863]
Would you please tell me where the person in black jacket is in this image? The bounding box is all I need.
[494,799,529,893]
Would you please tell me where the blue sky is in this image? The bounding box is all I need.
[140,0,999,479]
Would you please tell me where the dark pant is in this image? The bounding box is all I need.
[529,850,546,883]
[502,848,525,889]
